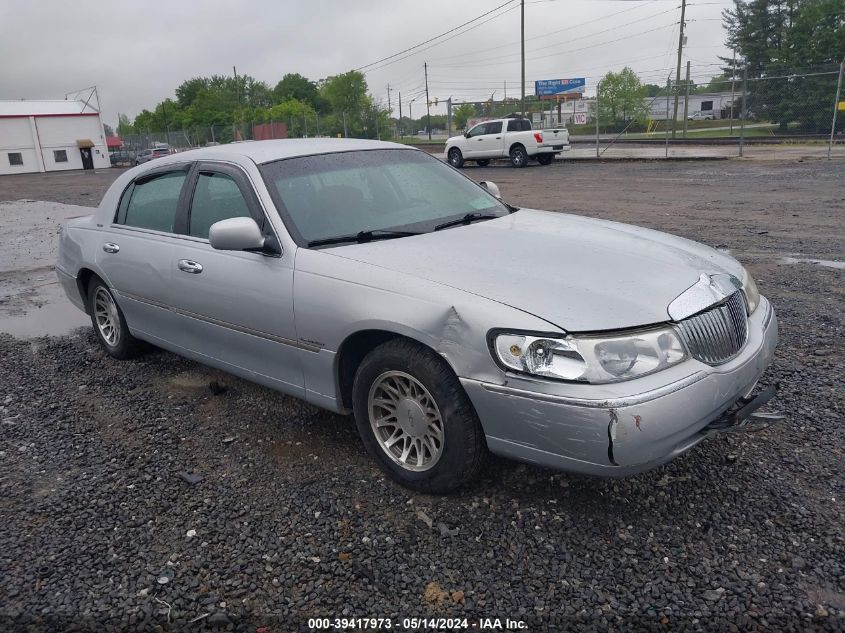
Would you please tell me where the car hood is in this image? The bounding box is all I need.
[323,209,743,332]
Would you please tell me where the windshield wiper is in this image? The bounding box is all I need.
[307,229,423,247]
[433,213,500,232]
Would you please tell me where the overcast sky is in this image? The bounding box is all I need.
[0,0,732,127]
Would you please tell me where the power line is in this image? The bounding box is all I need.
[354,0,518,71]
[435,21,678,69]
[362,5,520,74]
[427,0,663,64]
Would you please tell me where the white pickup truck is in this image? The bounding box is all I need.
[445,118,570,168]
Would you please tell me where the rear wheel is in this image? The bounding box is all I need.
[352,339,487,493]
[537,154,554,166]
[476,159,490,167]
[447,148,464,168]
[509,145,528,168]
[87,277,145,359]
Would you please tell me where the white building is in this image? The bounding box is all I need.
[0,99,110,175]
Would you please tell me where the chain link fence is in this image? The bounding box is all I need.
[112,67,843,163]
[589,70,843,159]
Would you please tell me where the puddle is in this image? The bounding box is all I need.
[0,281,89,338]
[780,256,845,270]
[0,199,94,338]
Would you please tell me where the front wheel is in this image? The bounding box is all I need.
[537,154,554,166]
[447,148,464,168]
[509,145,528,168]
[352,339,487,493]
[476,159,490,167]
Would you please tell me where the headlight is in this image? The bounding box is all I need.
[492,328,688,384]
[741,266,760,314]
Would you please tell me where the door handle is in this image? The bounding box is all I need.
[178,259,203,274]
[495,137,501,139]
[102,242,120,253]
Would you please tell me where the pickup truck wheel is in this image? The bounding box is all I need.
[352,339,487,493]
[447,148,464,168]
[537,154,554,166]
[87,277,145,360]
[476,159,490,167]
[509,145,528,168]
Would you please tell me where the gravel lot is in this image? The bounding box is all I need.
[1,159,843,631]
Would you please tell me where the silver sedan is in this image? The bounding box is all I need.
[57,139,778,493]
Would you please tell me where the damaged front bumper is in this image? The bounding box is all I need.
[461,298,779,476]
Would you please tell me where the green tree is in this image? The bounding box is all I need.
[598,67,649,124]
[319,71,386,138]
[722,0,844,131]
[453,103,477,130]
[116,113,135,136]
[273,73,321,110]
[264,98,317,137]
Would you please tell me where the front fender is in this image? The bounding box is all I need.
[293,249,561,409]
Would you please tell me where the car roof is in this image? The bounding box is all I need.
[146,138,413,167]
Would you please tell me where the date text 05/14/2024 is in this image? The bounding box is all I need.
[307,617,528,630]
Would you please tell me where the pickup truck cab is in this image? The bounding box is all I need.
[445,118,570,168]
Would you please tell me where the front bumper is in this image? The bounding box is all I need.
[461,299,778,476]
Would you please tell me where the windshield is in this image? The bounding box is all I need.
[259,149,509,245]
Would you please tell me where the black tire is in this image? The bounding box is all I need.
[352,339,487,493]
[87,277,145,360]
[476,159,491,167]
[509,144,528,168]
[537,154,554,166]
[447,148,464,168]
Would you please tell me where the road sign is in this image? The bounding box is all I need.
[535,78,586,100]
[532,112,542,124]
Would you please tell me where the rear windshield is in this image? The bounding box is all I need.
[507,119,532,131]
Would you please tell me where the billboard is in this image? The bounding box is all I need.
[535,78,586,100]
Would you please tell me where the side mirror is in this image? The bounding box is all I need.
[480,181,501,199]
[464,131,470,138]
[209,217,266,252]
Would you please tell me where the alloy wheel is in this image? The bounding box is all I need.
[368,371,445,472]
[93,287,121,347]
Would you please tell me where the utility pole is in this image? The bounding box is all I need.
[520,0,526,117]
[739,65,747,157]
[232,66,241,140]
[504,80,507,102]
[682,61,691,138]
[446,97,453,137]
[729,48,737,135]
[665,75,671,158]
[595,82,600,158]
[387,84,393,137]
[398,91,403,138]
[671,0,687,138]
[828,56,844,160]
[424,62,432,141]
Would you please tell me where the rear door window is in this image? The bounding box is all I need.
[116,171,187,233]
[485,121,502,134]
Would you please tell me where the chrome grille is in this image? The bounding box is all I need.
[676,291,749,365]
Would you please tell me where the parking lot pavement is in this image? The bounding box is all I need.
[0,160,843,630]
